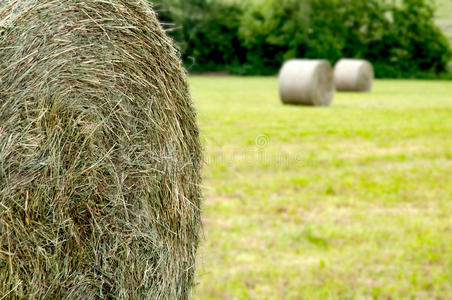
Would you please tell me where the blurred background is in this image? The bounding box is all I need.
[153,0,452,78]
[150,0,452,299]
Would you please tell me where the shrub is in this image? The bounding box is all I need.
[153,0,245,72]
[152,0,451,77]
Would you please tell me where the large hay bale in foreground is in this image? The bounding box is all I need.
[279,59,334,106]
[0,0,202,299]
[334,59,374,92]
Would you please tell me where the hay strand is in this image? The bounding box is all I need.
[0,0,202,299]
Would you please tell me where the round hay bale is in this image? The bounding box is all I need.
[278,59,334,106]
[0,0,202,299]
[334,59,374,92]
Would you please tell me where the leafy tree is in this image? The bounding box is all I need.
[151,0,451,77]
[238,0,310,74]
[153,0,244,71]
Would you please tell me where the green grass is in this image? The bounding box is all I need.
[191,76,452,299]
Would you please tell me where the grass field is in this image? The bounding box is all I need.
[190,77,452,299]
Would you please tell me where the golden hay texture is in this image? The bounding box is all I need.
[0,0,202,299]
[279,59,334,106]
[334,59,374,92]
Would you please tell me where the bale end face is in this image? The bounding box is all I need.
[0,0,202,299]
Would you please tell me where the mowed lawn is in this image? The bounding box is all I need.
[190,76,452,299]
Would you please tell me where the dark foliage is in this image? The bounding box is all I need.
[152,0,451,78]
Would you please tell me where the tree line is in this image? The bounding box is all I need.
[152,0,451,78]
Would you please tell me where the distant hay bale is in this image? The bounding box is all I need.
[0,0,202,299]
[334,59,374,92]
[279,59,334,107]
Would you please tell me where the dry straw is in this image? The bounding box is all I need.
[334,59,374,92]
[279,59,334,106]
[0,0,202,299]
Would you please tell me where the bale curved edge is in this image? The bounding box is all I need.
[0,0,202,299]
[334,59,374,92]
[279,59,334,107]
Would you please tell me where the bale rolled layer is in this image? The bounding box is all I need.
[279,59,334,106]
[0,0,202,299]
[334,59,374,92]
